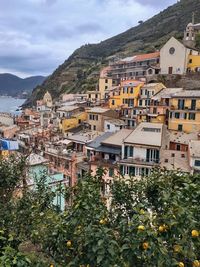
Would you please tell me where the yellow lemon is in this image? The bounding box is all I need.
[178,262,184,267]
[138,225,145,231]
[66,240,72,247]
[192,230,199,237]
[173,245,181,253]
[193,260,200,267]
[159,225,165,232]
[142,242,149,250]
[140,209,145,215]
[50,265,54,267]
[99,219,105,224]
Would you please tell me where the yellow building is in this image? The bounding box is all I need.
[148,88,183,124]
[99,77,112,99]
[57,106,87,133]
[187,54,200,72]
[109,80,144,109]
[168,90,200,133]
[61,112,87,132]
[87,91,101,104]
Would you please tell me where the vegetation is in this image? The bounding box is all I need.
[25,0,200,106]
[195,33,200,50]
[0,156,199,266]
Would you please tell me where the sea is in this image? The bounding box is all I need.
[0,96,26,114]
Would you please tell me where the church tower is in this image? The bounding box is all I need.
[183,13,195,48]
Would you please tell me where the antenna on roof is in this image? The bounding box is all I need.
[192,12,195,24]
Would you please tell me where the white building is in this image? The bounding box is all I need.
[189,140,200,174]
[104,119,125,132]
[120,122,164,178]
[160,37,199,75]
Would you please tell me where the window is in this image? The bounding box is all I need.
[105,79,108,83]
[89,94,91,98]
[184,113,187,119]
[139,100,143,106]
[112,100,115,106]
[93,125,96,131]
[146,149,160,163]
[165,159,168,163]
[105,86,108,90]
[191,99,196,110]
[189,59,192,64]
[130,87,133,94]
[129,146,133,157]
[189,113,196,120]
[194,160,200,167]
[176,144,181,151]
[178,99,185,110]
[175,112,180,119]
[124,146,128,159]
[171,153,175,157]
[95,94,98,99]
[89,114,92,120]
[169,47,175,54]
[181,154,185,158]
[107,124,110,130]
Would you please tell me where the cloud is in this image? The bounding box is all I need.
[134,0,176,7]
[0,0,177,77]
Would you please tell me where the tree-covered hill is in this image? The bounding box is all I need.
[25,0,200,106]
[0,73,46,97]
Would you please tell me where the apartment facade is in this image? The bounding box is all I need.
[168,90,200,133]
[119,123,164,178]
[108,52,160,84]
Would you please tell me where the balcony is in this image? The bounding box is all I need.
[120,157,159,166]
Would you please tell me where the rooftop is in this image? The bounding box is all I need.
[152,88,183,101]
[189,140,200,158]
[160,150,190,172]
[169,131,198,145]
[142,82,165,90]
[57,105,80,112]
[116,52,160,64]
[124,122,163,147]
[86,132,113,149]
[105,119,125,126]
[67,131,99,144]
[120,80,144,87]
[172,90,200,98]
[27,153,49,166]
[102,129,132,147]
[88,107,110,114]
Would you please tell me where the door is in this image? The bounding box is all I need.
[178,124,183,131]
[168,67,173,74]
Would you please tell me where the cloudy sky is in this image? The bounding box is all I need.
[0,0,176,78]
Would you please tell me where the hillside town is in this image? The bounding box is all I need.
[1,21,200,209]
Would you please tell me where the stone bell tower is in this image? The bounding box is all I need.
[183,13,195,48]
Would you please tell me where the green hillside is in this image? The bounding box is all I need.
[25,0,200,106]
